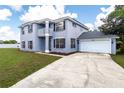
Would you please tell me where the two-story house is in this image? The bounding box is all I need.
[20,16,88,54]
[20,16,118,54]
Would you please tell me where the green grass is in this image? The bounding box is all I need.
[111,54,124,68]
[0,48,61,88]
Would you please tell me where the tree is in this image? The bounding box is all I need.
[9,40,17,44]
[99,6,124,35]
[99,5,124,53]
[3,40,17,44]
[3,40,10,44]
[115,5,124,10]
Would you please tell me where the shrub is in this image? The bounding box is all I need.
[120,43,124,53]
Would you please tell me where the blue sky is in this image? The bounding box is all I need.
[0,5,114,41]
[65,5,109,23]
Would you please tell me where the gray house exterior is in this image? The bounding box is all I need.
[20,16,89,54]
[20,16,118,54]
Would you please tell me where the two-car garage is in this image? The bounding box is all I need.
[78,31,118,54]
[79,38,113,54]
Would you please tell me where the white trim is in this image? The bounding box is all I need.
[54,37,65,39]
[45,33,50,36]
[79,38,110,41]
[45,20,49,22]
[45,50,49,53]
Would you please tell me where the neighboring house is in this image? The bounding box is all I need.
[19,16,118,54]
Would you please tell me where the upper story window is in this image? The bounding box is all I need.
[71,38,76,48]
[21,28,25,35]
[72,22,77,27]
[28,24,33,33]
[21,41,25,48]
[54,21,65,31]
[54,38,65,48]
[21,25,28,35]
[21,24,33,35]
[49,23,53,28]
[28,41,33,49]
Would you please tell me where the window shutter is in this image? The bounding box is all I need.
[28,25,30,33]
[31,24,32,30]
[54,23,55,31]
[21,27,23,34]
[64,20,65,30]
[31,24,33,32]
[54,39,55,48]
[63,39,65,48]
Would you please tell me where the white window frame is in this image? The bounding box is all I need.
[71,38,76,48]
[55,21,65,31]
[28,41,33,49]
[54,38,65,48]
[21,41,25,48]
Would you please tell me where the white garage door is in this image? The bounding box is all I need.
[79,39,111,53]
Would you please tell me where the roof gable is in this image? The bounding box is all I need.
[19,16,89,30]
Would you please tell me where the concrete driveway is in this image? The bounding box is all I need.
[11,53,124,88]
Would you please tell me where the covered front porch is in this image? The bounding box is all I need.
[34,19,54,53]
[38,37,52,53]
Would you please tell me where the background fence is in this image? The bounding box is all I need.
[0,44,20,48]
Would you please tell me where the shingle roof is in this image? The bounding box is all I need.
[78,31,119,39]
[53,16,89,30]
[19,18,52,28]
[19,16,89,30]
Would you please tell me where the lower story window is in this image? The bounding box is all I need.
[21,41,25,48]
[71,38,76,48]
[54,38,65,48]
[28,41,33,49]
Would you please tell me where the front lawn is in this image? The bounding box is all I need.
[0,48,61,88]
[111,54,124,68]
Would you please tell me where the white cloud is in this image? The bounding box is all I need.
[84,6,115,31]
[0,26,19,42]
[20,5,78,22]
[0,9,12,21]
[9,5,23,12]
[95,5,115,28]
[85,23,95,31]
[100,6,115,15]
[95,13,106,27]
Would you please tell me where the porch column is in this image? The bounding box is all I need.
[45,21,49,53]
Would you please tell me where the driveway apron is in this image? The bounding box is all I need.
[11,53,124,88]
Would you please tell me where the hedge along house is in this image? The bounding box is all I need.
[19,16,118,54]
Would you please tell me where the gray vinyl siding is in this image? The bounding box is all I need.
[20,24,35,51]
[20,23,45,52]
[20,18,88,53]
[51,20,68,53]
[51,20,88,53]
